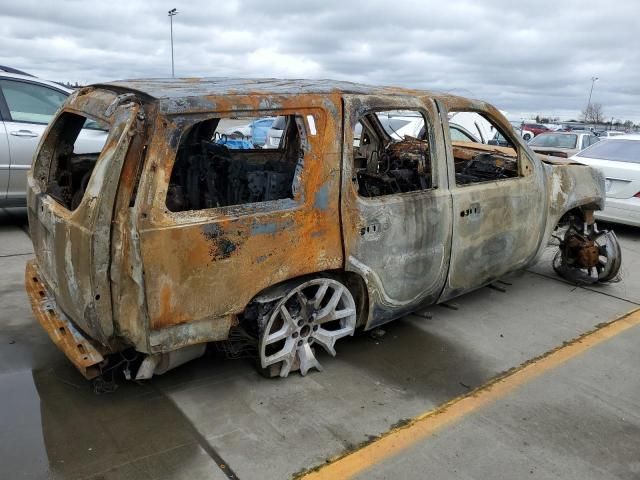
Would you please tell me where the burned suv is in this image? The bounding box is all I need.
[25,78,621,380]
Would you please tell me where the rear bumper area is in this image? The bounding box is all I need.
[25,260,106,379]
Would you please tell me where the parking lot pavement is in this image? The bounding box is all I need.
[1,207,639,480]
[0,207,31,256]
[336,311,640,480]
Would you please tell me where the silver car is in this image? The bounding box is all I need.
[0,71,107,207]
[528,131,599,158]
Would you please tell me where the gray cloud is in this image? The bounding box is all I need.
[1,0,638,121]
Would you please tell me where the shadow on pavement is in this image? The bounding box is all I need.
[336,316,494,403]
[0,207,28,226]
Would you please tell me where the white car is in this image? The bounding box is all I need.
[598,130,626,138]
[352,111,482,146]
[264,115,287,148]
[449,111,496,143]
[376,111,424,139]
[0,70,108,207]
[570,134,640,227]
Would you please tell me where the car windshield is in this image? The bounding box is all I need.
[271,116,287,130]
[378,118,411,135]
[375,112,423,138]
[530,134,577,149]
[83,118,110,131]
[577,139,640,163]
[450,125,477,142]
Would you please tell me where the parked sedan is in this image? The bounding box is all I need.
[571,135,640,227]
[509,121,535,141]
[528,131,599,158]
[522,123,550,139]
[597,130,626,138]
[0,71,107,207]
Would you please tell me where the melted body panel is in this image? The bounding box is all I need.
[25,260,106,378]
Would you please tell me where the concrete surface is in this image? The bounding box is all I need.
[355,319,640,480]
[0,207,639,480]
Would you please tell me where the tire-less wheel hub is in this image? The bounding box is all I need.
[553,228,622,284]
[259,278,357,377]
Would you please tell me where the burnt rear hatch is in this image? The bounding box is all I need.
[27,88,141,359]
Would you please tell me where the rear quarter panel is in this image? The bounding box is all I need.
[134,94,344,352]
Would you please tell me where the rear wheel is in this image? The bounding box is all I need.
[259,278,357,377]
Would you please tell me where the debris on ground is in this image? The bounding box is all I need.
[370,328,386,339]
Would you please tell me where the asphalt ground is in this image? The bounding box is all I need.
[1,206,639,480]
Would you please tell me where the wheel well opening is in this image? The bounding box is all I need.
[558,204,599,227]
[239,270,370,334]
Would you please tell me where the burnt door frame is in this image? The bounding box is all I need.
[340,94,453,330]
[28,98,139,344]
[436,99,548,301]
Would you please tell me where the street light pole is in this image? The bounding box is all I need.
[168,8,178,78]
[585,76,598,124]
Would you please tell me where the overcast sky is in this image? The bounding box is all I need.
[1,0,638,122]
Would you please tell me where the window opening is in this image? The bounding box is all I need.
[352,110,431,197]
[166,115,308,212]
[46,112,109,210]
[449,111,519,185]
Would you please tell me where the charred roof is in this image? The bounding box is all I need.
[93,77,460,102]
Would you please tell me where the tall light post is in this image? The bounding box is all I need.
[585,76,599,124]
[168,8,178,78]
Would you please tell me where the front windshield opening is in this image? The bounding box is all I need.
[577,139,640,163]
[530,134,577,149]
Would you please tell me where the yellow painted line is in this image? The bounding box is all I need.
[300,308,640,480]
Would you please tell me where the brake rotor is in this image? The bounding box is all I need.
[554,230,622,284]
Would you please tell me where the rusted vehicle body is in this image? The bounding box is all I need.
[25,78,621,380]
